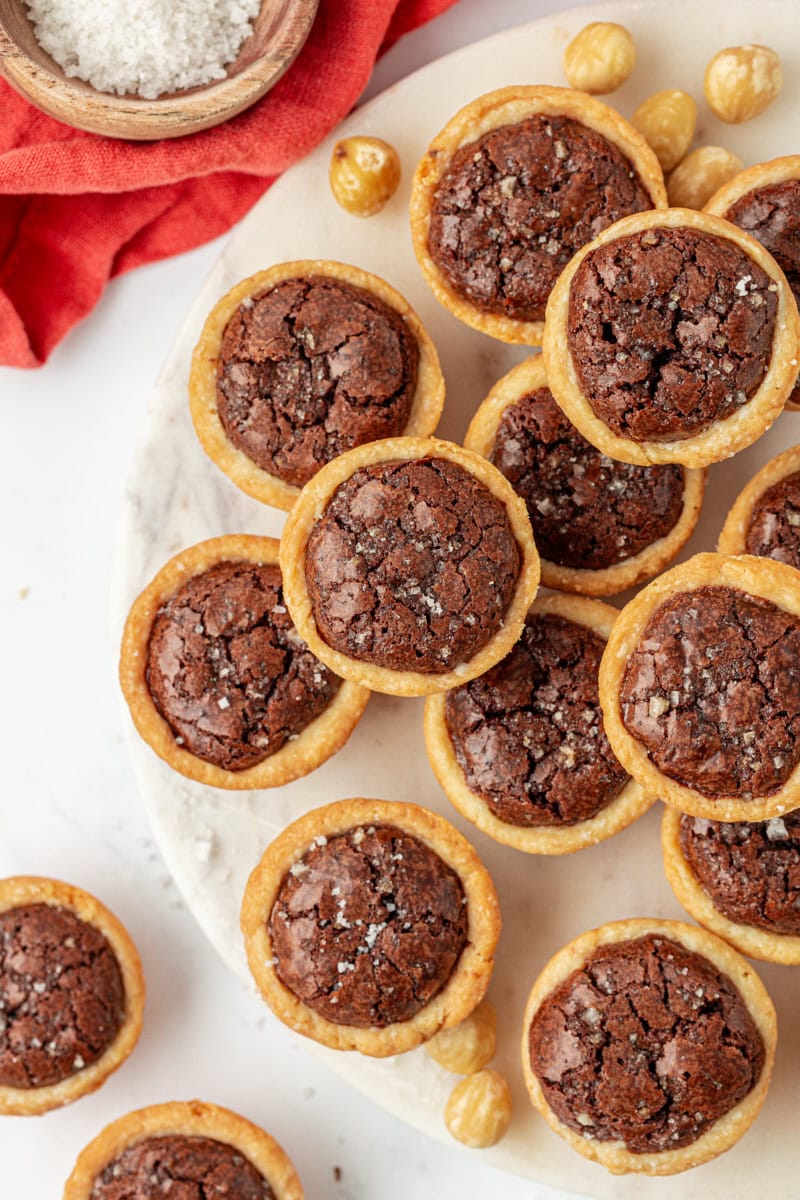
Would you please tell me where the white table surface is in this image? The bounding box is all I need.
[0,3,605,1197]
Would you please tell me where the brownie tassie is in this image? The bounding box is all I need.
[544,209,800,467]
[718,443,800,565]
[705,156,800,410]
[119,535,369,789]
[599,552,800,822]
[0,877,144,1116]
[63,1100,303,1200]
[464,355,705,595]
[522,919,776,1175]
[279,437,540,697]
[189,261,445,510]
[410,86,665,345]
[425,593,653,855]
[241,799,501,1056]
[663,807,800,966]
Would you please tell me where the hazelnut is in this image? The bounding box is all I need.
[425,1000,496,1074]
[444,1069,512,1149]
[631,90,697,174]
[668,146,744,210]
[563,22,636,95]
[329,136,401,218]
[704,45,782,124]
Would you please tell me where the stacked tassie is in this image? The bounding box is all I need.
[114,78,800,1180]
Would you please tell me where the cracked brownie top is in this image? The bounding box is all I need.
[303,456,521,675]
[619,585,800,798]
[146,561,340,772]
[268,824,468,1028]
[0,903,125,1090]
[528,933,765,1153]
[216,276,419,489]
[444,612,628,827]
[427,114,653,324]
[491,387,685,570]
[567,227,778,442]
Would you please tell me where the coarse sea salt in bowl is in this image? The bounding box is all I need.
[0,0,318,140]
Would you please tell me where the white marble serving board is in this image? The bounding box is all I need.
[112,2,800,1195]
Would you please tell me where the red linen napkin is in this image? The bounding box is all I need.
[0,0,460,368]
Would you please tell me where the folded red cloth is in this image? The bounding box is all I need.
[0,0,459,368]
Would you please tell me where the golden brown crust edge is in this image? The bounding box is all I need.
[62,1100,304,1199]
[543,208,800,467]
[240,798,502,1057]
[424,592,655,855]
[279,436,540,697]
[705,157,800,413]
[599,552,800,821]
[189,260,446,511]
[520,918,777,1176]
[410,85,666,346]
[463,354,706,596]
[718,443,800,556]
[0,876,145,1117]
[119,534,370,790]
[662,807,800,966]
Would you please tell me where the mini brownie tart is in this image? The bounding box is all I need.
[521,919,776,1176]
[241,798,501,1056]
[119,535,369,789]
[663,807,800,966]
[410,86,665,345]
[190,261,445,510]
[279,437,540,697]
[0,876,144,1116]
[705,156,800,410]
[718,444,800,566]
[599,552,800,822]
[544,208,800,468]
[63,1100,303,1200]
[424,593,653,855]
[464,355,705,595]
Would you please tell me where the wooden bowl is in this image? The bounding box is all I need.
[0,0,318,140]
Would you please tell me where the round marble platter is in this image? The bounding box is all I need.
[113,2,800,1196]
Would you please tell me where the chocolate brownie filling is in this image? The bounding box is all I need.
[619,585,800,798]
[89,1135,273,1200]
[147,561,340,772]
[745,471,800,566]
[269,824,468,1027]
[304,457,521,674]
[528,934,765,1153]
[681,812,800,936]
[567,228,778,442]
[0,904,125,1090]
[428,114,653,323]
[724,178,800,404]
[445,613,628,826]
[216,276,419,489]
[492,388,684,569]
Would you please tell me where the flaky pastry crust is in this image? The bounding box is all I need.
[241,798,501,1057]
[0,876,144,1116]
[424,592,654,855]
[410,86,666,345]
[189,260,445,510]
[278,436,540,697]
[520,918,776,1175]
[543,208,800,467]
[119,535,369,789]
[63,1100,303,1199]
[662,807,800,966]
[599,552,800,821]
[464,355,705,595]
